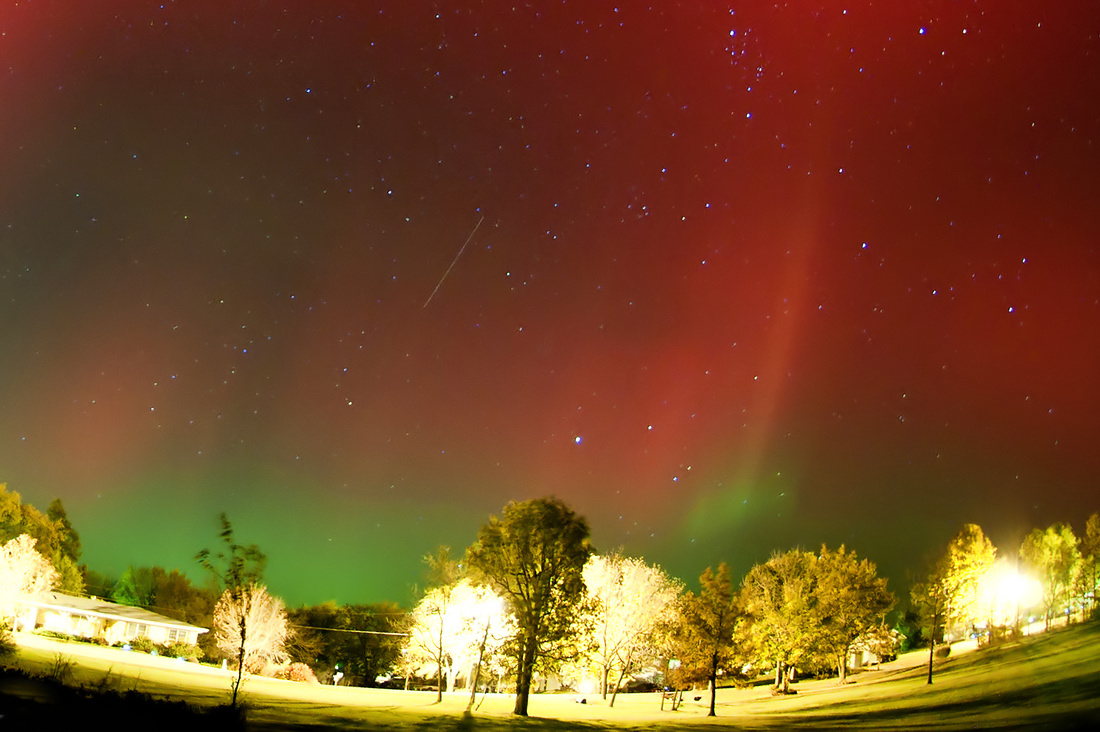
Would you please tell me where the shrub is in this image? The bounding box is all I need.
[287,662,320,684]
[129,636,155,654]
[259,662,320,684]
[160,642,203,661]
[0,626,16,660]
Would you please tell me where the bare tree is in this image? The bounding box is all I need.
[213,583,290,672]
[419,546,462,702]
[582,553,682,705]
[197,513,267,706]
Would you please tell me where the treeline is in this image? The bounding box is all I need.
[906,515,1100,678]
[4,483,1099,718]
[0,483,82,592]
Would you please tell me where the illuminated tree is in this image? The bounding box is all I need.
[466,496,592,716]
[415,546,462,702]
[582,553,682,705]
[213,583,290,672]
[912,524,996,684]
[674,563,739,716]
[1079,513,1100,616]
[196,513,267,705]
[939,524,997,638]
[0,533,59,629]
[814,545,895,684]
[402,579,512,698]
[742,550,818,695]
[1019,523,1081,630]
[0,485,83,594]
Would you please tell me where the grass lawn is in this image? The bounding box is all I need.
[4,622,1100,729]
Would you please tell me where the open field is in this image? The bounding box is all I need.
[4,622,1100,730]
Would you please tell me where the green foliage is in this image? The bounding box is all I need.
[111,567,145,606]
[0,485,83,593]
[914,524,997,647]
[742,549,819,694]
[1082,513,1100,615]
[0,625,16,660]
[466,496,592,716]
[46,499,81,562]
[129,636,156,654]
[814,545,896,683]
[161,641,203,661]
[287,601,407,685]
[673,563,739,716]
[1019,523,1081,630]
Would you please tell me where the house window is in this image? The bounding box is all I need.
[126,622,149,638]
[167,628,185,643]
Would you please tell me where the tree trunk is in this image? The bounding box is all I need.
[707,652,718,716]
[233,607,247,707]
[513,631,537,716]
[781,661,791,694]
[774,659,782,688]
[436,621,445,703]
[837,653,847,684]
[601,664,610,700]
[609,649,631,709]
[468,617,493,712]
[926,636,935,685]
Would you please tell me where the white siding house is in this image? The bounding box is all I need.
[18,591,207,646]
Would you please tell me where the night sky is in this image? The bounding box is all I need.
[3,1,1098,608]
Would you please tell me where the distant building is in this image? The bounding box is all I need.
[17,591,207,646]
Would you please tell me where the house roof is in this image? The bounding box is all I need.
[29,591,208,633]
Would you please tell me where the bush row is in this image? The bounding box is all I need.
[31,629,203,660]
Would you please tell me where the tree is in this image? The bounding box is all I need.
[742,550,818,695]
[910,569,949,685]
[417,546,463,702]
[814,545,895,684]
[1079,513,1100,617]
[0,485,83,594]
[1019,523,1081,630]
[402,579,511,699]
[674,563,739,716]
[911,524,996,684]
[939,524,997,639]
[0,534,59,629]
[196,513,267,705]
[111,566,157,607]
[465,496,592,716]
[213,583,289,673]
[288,601,408,686]
[582,553,682,705]
[47,499,81,561]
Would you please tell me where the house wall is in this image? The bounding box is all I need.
[23,607,201,647]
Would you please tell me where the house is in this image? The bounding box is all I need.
[17,591,208,647]
[848,626,904,670]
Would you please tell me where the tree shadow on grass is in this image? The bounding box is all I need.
[778,674,1100,730]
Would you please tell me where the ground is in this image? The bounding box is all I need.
[3,623,1100,729]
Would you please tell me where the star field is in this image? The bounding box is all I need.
[1,1,1098,606]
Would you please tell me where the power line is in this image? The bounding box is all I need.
[291,623,409,637]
